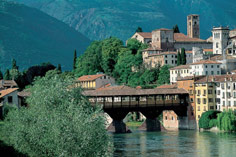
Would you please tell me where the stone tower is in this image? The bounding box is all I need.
[212,26,229,54]
[187,14,200,38]
[151,28,174,51]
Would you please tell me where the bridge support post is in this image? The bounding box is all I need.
[139,110,162,131]
[106,110,130,133]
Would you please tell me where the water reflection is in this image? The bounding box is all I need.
[112,128,236,157]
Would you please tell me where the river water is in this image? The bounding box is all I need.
[112,128,236,157]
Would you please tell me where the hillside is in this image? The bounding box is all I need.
[11,0,236,41]
[0,1,90,70]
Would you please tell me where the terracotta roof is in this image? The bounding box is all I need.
[177,75,205,81]
[136,32,152,38]
[78,74,105,81]
[0,88,18,98]
[96,85,132,91]
[18,91,31,97]
[0,80,18,88]
[210,55,236,61]
[186,51,192,54]
[190,60,221,65]
[153,28,172,31]
[170,64,191,70]
[83,88,188,96]
[195,74,236,83]
[156,84,177,89]
[174,33,206,42]
[203,49,213,52]
[161,51,177,55]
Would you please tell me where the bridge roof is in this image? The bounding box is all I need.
[83,88,188,97]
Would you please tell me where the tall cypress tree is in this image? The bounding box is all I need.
[181,48,186,65]
[0,69,3,80]
[177,51,181,66]
[4,69,11,80]
[73,50,77,70]
[173,24,180,33]
[12,59,18,70]
[57,64,62,73]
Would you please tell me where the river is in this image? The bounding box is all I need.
[112,128,236,157]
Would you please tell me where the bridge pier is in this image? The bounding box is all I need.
[106,110,130,133]
[139,110,162,131]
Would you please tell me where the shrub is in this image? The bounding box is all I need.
[217,110,236,132]
[1,73,113,156]
[209,119,218,128]
[199,111,221,129]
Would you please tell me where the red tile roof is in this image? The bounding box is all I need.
[195,74,236,83]
[174,33,205,42]
[78,74,105,81]
[170,64,191,70]
[137,32,152,38]
[190,60,221,65]
[143,47,162,51]
[156,84,177,89]
[97,85,133,91]
[0,88,18,98]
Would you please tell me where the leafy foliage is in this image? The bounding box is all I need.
[1,73,113,156]
[157,65,172,85]
[180,48,186,65]
[199,111,221,129]
[3,69,11,80]
[217,110,236,132]
[177,51,181,66]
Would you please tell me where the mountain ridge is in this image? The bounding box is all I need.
[10,0,236,41]
[0,0,91,70]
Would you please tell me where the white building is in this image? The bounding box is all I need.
[214,75,236,111]
[190,60,221,76]
[170,64,192,83]
[170,60,222,83]
[212,26,230,54]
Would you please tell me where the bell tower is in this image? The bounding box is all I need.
[187,14,200,38]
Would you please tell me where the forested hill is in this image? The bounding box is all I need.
[11,0,236,41]
[0,1,90,70]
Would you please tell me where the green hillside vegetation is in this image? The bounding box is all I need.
[0,0,90,70]
[75,37,171,88]
[12,0,236,40]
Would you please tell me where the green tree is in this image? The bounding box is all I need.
[180,48,186,65]
[75,41,103,77]
[3,69,11,80]
[0,68,3,79]
[12,59,18,70]
[157,65,172,85]
[173,24,180,33]
[57,64,62,72]
[199,111,220,129]
[177,51,181,66]
[217,110,236,132]
[1,73,113,156]
[136,26,143,32]
[73,49,77,70]
[101,37,123,75]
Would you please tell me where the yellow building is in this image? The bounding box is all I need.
[194,77,217,121]
[76,74,115,90]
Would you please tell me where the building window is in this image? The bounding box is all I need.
[223,101,225,106]
[209,98,213,103]
[216,42,219,48]
[197,90,201,95]
[8,96,13,103]
[198,106,200,111]
[221,83,225,89]
[208,90,213,94]
[233,92,236,98]
[165,116,167,120]
[203,90,206,95]
[172,116,174,120]
[217,71,220,75]
[205,65,208,68]
[227,92,231,98]
[217,65,220,68]
[211,65,214,68]
[234,101,236,107]
[203,98,207,104]
[217,90,220,95]
[190,98,194,102]
[210,106,214,110]
[211,71,214,75]
[165,60,168,64]
[172,60,174,64]
[204,106,206,111]
[197,98,201,104]
[206,71,208,75]
[228,101,231,107]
